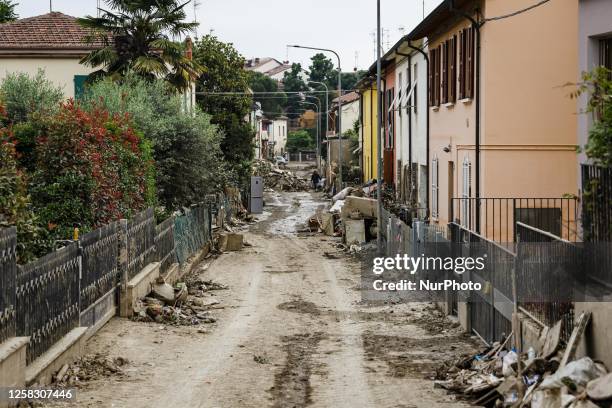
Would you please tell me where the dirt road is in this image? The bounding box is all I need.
[52,189,479,408]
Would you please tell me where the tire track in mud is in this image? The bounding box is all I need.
[268,332,327,408]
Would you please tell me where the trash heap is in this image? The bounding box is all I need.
[434,312,612,407]
[252,159,309,192]
[133,275,228,327]
[52,354,129,387]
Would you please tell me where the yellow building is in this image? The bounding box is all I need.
[357,79,378,182]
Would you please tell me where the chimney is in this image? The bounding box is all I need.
[185,37,193,60]
[255,57,260,64]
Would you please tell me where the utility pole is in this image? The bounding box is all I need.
[308,81,328,172]
[49,0,52,12]
[376,0,383,253]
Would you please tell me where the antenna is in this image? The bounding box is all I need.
[370,31,376,60]
[423,0,425,20]
[398,26,406,37]
[193,0,201,40]
[354,51,359,71]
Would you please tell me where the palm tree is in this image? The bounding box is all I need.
[78,0,202,91]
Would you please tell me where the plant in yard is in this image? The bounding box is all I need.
[571,67,612,167]
[0,0,18,23]
[78,0,202,91]
[30,101,153,239]
[82,75,226,211]
[0,70,63,124]
[0,105,51,263]
[193,34,254,188]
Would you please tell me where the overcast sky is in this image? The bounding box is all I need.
[16,0,443,70]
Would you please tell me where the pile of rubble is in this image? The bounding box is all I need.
[252,159,309,192]
[435,312,612,407]
[133,274,228,327]
[51,354,129,387]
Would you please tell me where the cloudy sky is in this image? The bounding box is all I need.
[16,0,443,70]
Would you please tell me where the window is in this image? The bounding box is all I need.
[432,155,439,219]
[441,41,448,104]
[449,35,457,103]
[386,88,394,147]
[398,72,403,117]
[600,38,612,70]
[74,75,88,100]
[428,46,441,106]
[458,27,475,99]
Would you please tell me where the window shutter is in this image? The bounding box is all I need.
[432,156,439,219]
[449,35,456,103]
[428,50,434,106]
[441,41,447,104]
[466,27,474,99]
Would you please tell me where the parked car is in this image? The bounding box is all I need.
[275,156,287,166]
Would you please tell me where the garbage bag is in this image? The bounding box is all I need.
[503,350,518,377]
[540,357,606,391]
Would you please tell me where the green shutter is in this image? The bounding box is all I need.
[73,75,88,100]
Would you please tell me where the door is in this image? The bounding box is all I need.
[448,161,455,222]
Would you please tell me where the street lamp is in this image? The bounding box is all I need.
[288,44,343,189]
[308,81,328,171]
[299,100,320,164]
[305,94,322,168]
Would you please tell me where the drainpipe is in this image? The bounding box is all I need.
[449,0,482,233]
[406,42,430,220]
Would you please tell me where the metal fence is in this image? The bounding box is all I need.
[16,243,80,364]
[155,217,177,275]
[451,197,579,243]
[125,208,156,280]
[581,164,612,288]
[0,227,17,344]
[80,222,119,311]
[174,205,212,264]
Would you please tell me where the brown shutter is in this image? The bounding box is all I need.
[435,45,441,106]
[458,30,464,99]
[466,27,474,99]
[449,35,456,103]
[428,50,434,106]
[441,41,447,104]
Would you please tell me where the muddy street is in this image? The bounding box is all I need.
[50,188,478,408]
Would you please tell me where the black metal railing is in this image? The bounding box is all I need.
[174,205,212,264]
[582,164,611,242]
[80,222,119,311]
[126,208,156,280]
[0,227,17,344]
[155,217,176,275]
[451,197,579,244]
[16,243,80,364]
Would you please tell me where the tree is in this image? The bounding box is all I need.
[286,130,314,153]
[194,35,254,187]
[82,75,227,211]
[308,53,336,85]
[78,0,202,91]
[248,72,286,119]
[282,63,308,119]
[0,0,17,23]
[341,70,367,92]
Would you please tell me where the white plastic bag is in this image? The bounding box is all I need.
[540,357,606,390]
[502,350,518,377]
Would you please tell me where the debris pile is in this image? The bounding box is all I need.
[52,354,129,387]
[252,159,309,192]
[434,312,611,407]
[133,274,227,327]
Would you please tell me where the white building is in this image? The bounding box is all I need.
[393,40,429,210]
[0,12,99,99]
[256,116,288,159]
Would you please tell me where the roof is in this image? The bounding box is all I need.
[407,0,475,40]
[332,91,360,105]
[264,64,292,77]
[244,57,282,70]
[0,12,105,54]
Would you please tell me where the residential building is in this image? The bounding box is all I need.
[330,92,361,136]
[409,0,579,240]
[257,116,288,158]
[0,12,101,98]
[356,77,379,182]
[244,57,304,84]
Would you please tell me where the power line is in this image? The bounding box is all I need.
[484,0,550,22]
[196,90,357,96]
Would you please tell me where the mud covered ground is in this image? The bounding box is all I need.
[45,165,480,408]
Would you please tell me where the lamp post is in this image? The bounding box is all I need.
[288,45,342,189]
[376,0,383,253]
[308,81,328,171]
[299,100,320,164]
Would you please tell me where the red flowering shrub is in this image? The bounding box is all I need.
[30,101,154,239]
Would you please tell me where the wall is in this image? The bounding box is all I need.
[481,0,579,203]
[360,86,379,182]
[0,58,93,98]
[271,119,288,156]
